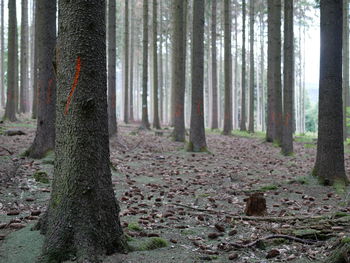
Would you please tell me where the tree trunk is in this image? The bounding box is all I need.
[124,0,129,124]
[20,0,29,113]
[248,0,255,133]
[314,0,349,186]
[108,0,117,136]
[152,0,161,129]
[39,1,127,261]
[281,0,294,156]
[234,3,239,130]
[266,0,282,143]
[240,0,247,131]
[4,0,17,121]
[172,0,186,141]
[259,8,266,131]
[31,1,38,119]
[0,0,4,108]
[343,0,349,139]
[188,0,206,152]
[141,0,150,129]
[129,6,135,122]
[210,0,218,130]
[223,0,232,135]
[26,0,56,159]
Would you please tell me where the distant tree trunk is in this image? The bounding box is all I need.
[172,0,186,141]
[26,0,56,158]
[223,0,232,135]
[314,0,349,186]
[234,2,239,130]
[281,0,294,155]
[141,0,150,129]
[152,0,161,129]
[4,0,17,121]
[240,0,247,131]
[39,1,127,261]
[158,1,163,123]
[259,8,266,131]
[210,0,218,130]
[248,0,255,133]
[266,0,282,143]
[0,0,4,108]
[14,19,19,114]
[124,0,129,124]
[108,0,117,136]
[20,0,29,113]
[188,0,206,152]
[129,7,135,122]
[31,1,38,119]
[343,0,349,139]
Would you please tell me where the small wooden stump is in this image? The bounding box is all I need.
[244,192,267,216]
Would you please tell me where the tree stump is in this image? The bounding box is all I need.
[244,193,267,216]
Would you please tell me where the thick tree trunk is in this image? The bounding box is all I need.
[210,0,218,130]
[108,0,117,136]
[172,0,186,141]
[188,0,206,152]
[240,0,247,131]
[281,0,294,156]
[223,0,232,135]
[152,0,161,129]
[248,0,255,133]
[141,0,150,129]
[124,0,129,124]
[4,0,17,121]
[266,0,282,143]
[314,0,349,186]
[20,0,29,113]
[40,1,127,261]
[343,0,349,139]
[0,0,4,108]
[26,0,56,159]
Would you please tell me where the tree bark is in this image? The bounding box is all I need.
[123,0,129,124]
[26,0,56,159]
[31,1,38,119]
[281,0,294,156]
[141,0,150,129]
[188,0,206,152]
[240,0,247,131]
[20,0,29,113]
[129,5,135,122]
[248,0,255,133]
[4,0,17,121]
[108,0,117,136]
[343,0,349,140]
[210,0,218,130]
[314,0,349,186]
[39,1,127,261]
[0,0,4,108]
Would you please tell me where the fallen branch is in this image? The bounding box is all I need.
[0,145,13,155]
[229,234,317,249]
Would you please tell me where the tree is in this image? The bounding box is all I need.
[108,0,117,136]
[38,1,127,261]
[313,0,349,186]
[240,0,247,131]
[31,1,38,119]
[4,0,17,121]
[124,0,129,124]
[129,6,135,122]
[171,0,186,141]
[210,0,218,130]
[248,0,255,133]
[281,0,294,155]
[153,0,161,129]
[141,0,151,129]
[266,0,282,143]
[20,0,29,113]
[343,0,349,139]
[0,0,4,108]
[188,0,206,152]
[26,0,56,158]
[223,0,232,135]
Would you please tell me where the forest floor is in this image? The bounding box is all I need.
[1,118,350,263]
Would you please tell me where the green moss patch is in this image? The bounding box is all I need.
[33,171,49,184]
[127,222,143,232]
[139,237,168,251]
[259,184,278,192]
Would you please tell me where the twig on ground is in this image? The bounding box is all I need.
[0,145,13,155]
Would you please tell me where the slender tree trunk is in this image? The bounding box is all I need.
[108,0,117,136]
[129,7,135,122]
[0,0,4,108]
[240,0,247,131]
[158,1,163,123]
[266,0,282,143]
[39,1,127,261]
[124,0,129,124]
[223,0,232,135]
[259,9,266,131]
[4,0,17,121]
[314,0,348,186]
[210,0,218,130]
[281,0,294,155]
[234,2,239,130]
[188,0,206,152]
[20,0,29,113]
[248,0,255,133]
[141,0,150,129]
[343,0,349,139]
[31,1,38,119]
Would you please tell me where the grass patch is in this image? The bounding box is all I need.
[127,222,143,232]
[304,143,316,148]
[259,184,278,192]
[294,134,316,143]
[139,237,168,251]
[232,130,265,139]
[342,237,350,244]
[33,171,49,184]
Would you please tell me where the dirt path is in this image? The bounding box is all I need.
[1,120,350,262]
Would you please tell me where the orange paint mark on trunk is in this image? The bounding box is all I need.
[197,101,202,116]
[284,112,291,126]
[175,104,183,118]
[64,57,82,115]
[46,79,53,104]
